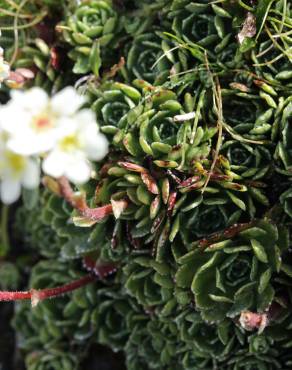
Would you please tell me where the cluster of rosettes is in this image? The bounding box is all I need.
[2,0,292,369]
[12,256,292,370]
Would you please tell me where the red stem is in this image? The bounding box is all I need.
[199,221,255,247]
[0,274,95,306]
[57,176,113,221]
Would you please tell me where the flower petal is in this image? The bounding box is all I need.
[75,111,108,160]
[0,109,31,134]
[7,134,56,156]
[0,178,21,204]
[42,150,67,178]
[85,130,108,161]
[10,87,48,115]
[65,158,91,184]
[51,87,85,116]
[22,158,40,189]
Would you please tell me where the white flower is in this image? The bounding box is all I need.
[42,109,108,184]
[0,85,107,190]
[0,47,10,84]
[0,133,40,204]
[0,86,85,156]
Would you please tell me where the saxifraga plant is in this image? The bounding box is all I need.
[0,0,292,370]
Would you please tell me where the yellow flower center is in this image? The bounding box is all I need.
[6,151,26,174]
[59,135,80,152]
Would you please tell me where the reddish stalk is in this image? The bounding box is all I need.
[199,221,255,248]
[44,176,115,221]
[0,274,95,306]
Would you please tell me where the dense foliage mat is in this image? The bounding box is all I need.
[0,0,292,369]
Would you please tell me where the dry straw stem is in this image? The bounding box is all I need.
[201,51,223,194]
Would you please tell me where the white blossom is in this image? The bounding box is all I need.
[0,86,85,156]
[0,133,40,204]
[42,109,108,184]
[0,47,10,84]
[0,85,108,198]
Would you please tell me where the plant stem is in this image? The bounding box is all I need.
[57,176,115,221]
[198,221,255,248]
[0,274,95,306]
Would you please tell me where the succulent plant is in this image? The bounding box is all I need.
[175,220,289,322]
[221,90,276,142]
[0,262,20,290]
[122,255,176,314]
[122,32,171,85]
[93,286,143,351]
[3,1,292,370]
[61,0,121,75]
[178,200,242,243]
[170,1,232,47]
[89,80,141,136]
[221,140,271,180]
[125,316,181,370]
[175,307,236,361]
[168,0,245,69]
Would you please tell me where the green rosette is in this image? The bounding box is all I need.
[178,199,242,244]
[221,140,271,180]
[224,336,281,370]
[176,308,236,362]
[0,262,20,290]
[89,80,141,137]
[123,32,170,85]
[168,0,243,69]
[175,220,289,322]
[121,30,196,86]
[122,255,176,314]
[121,0,172,36]
[221,89,276,143]
[61,0,120,75]
[93,286,143,351]
[92,80,216,167]
[125,317,181,370]
[170,1,233,48]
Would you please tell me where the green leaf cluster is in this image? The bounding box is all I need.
[6,0,292,369]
